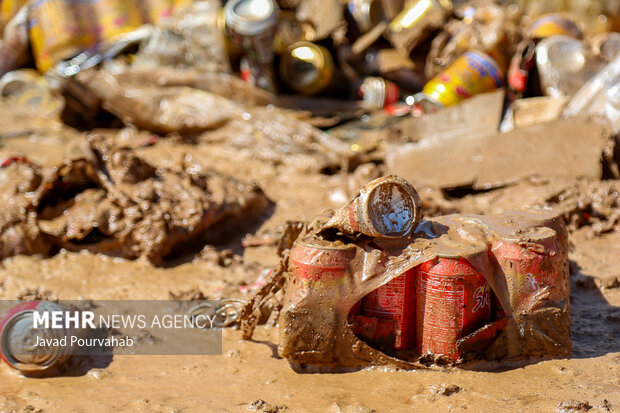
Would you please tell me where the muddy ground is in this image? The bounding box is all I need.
[0,120,619,413]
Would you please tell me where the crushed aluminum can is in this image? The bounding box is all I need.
[322,175,422,239]
[387,0,453,53]
[527,13,582,40]
[358,76,400,110]
[360,267,416,350]
[535,35,587,98]
[415,50,503,107]
[416,255,491,362]
[0,301,74,374]
[280,41,334,95]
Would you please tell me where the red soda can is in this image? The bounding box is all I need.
[491,226,566,311]
[416,255,491,361]
[289,238,360,314]
[361,268,416,350]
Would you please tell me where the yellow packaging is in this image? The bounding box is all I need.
[138,0,175,25]
[423,50,503,107]
[1,0,28,29]
[91,0,144,42]
[528,14,582,39]
[29,0,93,73]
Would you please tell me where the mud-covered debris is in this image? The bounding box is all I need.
[240,257,289,340]
[0,135,271,265]
[331,402,376,413]
[248,399,288,413]
[0,161,49,259]
[16,288,56,301]
[557,399,593,413]
[79,70,244,134]
[168,288,208,301]
[199,106,353,172]
[429,384,461,396]
[545,180,620,235]
[194,246,240,267]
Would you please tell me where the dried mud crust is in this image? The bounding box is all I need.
[0,135,270,264]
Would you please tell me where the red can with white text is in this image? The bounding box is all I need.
[361,269,416,350]
[416,256,491,361]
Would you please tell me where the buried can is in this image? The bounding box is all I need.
[416,255,491,362]
[417,50,504,108]
[360,268,416,350]
[323,175,422,239]
[280,41,334,95]
[0,301,74,374]
[289,238,360,314]
[491,226,566,311]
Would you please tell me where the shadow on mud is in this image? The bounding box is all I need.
[569,261,620,359]
[460,260,620,373]
[161,200,276,267]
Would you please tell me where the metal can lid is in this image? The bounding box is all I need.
[224,0,279,37]
[361,176,422,238]
[0,302,70,372]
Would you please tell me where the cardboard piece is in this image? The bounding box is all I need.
[387,118,611,189]
[390,90,505,143]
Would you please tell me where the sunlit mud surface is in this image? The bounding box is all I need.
[0,129,619,412]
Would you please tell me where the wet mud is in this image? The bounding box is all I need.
[0,112,619,412]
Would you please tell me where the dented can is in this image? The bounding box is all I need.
[0,301,73,374]
[419,50,503,107]
[416,256,491,361]
[491,226,566,311]
[361,269,416,350]
[289,239,359,314]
